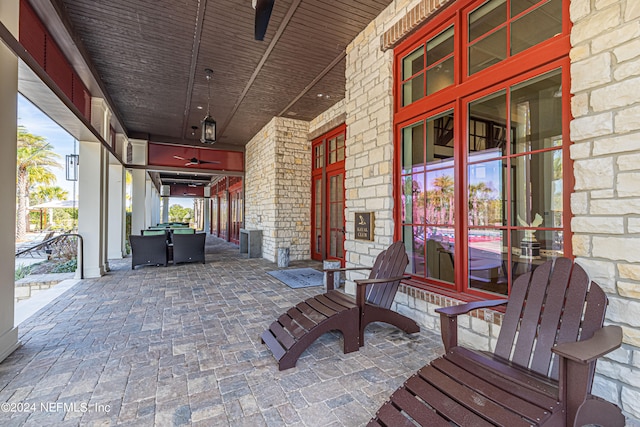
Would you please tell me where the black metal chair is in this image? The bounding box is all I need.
[129,234,169,269]
[172,232,206,265]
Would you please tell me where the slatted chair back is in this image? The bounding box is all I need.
[495,257,608,381]
[365,241,409,309]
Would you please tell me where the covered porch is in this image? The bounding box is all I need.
[1,236,442,425]
[2,0,640,424]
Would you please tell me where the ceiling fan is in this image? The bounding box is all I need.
[173,155,221,166]
[253,0,275,41]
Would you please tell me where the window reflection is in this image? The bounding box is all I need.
[469,90,507,159]
[511,69,562,153]
[426,26,454,95]
[468,160,504,226]
[511,0,562,55]
[402,111,455,283]
[511,229,563,281]
[402,122,424,173]
[468,229,508,295]
[512,151,563,229]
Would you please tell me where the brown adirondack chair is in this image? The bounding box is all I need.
[261,241,420,370]
[369,257,624,427]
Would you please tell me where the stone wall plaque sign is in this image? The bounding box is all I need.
[355,212,374,241]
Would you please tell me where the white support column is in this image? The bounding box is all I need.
[129,139,148,235]
[204,187,211,233]
[0,0,20,362]
[131,169,147,235]
[108,162,125,259]
[101,147,110,271]
[145,178,153,228]
[90,98,112,272]
[153,187,161,226]
[161,195,170,224]
[78,140,105,278]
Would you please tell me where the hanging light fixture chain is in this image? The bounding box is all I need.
[206,68,212,116]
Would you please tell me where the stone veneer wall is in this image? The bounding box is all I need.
[309,99,345,135]
[339,0,640,423]
[341,0,424,293]
[569,0,640,421]
[245,117,311,262]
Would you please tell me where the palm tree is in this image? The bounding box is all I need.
[30,185,69,231]
[16,127,62,240]
[31,185,69,205]
[433,174,454,224]
[468,182,491,226]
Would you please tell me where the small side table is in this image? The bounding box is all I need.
[239,229,262,258]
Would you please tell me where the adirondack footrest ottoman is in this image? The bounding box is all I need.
[261,291,359,370]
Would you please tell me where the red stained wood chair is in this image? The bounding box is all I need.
[261,241,420,370]
[369,257,624,427]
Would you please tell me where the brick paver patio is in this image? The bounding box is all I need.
[0,236,443,426]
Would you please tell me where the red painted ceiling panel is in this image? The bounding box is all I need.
[19,0,47,68]
[170,184,204,197]
[148,142,244,172]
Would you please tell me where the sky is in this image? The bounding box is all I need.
[18,94,77,199]
[17,94,193,209]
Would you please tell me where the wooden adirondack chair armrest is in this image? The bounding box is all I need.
[324,267,373,291]
[435,299,509,318]
[354,276,411,308]
[354,275,411,286]
[552,325,622,364]
[436,299,508,352]
[324,267,373,273]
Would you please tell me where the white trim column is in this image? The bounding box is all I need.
[129,139,148,235]
[152,186,160,226]
[0,0,20,362]
[101,146,110,271]
[77,140,106,278]
[204,187,211,233]
[131,169,147,234]
[91,98,111,272]
[108,161,125,259]
[145,178,154,227]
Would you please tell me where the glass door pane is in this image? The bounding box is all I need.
[328,172,344,260]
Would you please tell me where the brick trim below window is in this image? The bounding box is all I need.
[397,284,504,326]
[380,0,454,51]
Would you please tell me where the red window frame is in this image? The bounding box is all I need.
[311,124,347,263]
[393,0,572,300]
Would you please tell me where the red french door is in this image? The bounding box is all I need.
[311,124,346,264]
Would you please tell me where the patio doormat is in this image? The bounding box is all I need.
[267,268,324,289]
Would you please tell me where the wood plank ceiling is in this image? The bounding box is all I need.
[55,0,393,149]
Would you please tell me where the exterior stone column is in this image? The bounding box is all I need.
[108,162,125,259]
[245,117,311,262]
[0,0,20,363]
[77,140,106,278]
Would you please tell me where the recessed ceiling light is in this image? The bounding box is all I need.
[316,93,323,97]
[196,106,203,110]
[287,111,298,116]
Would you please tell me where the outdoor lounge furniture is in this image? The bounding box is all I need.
[129,234,169,269]
[172,232,205,265]
[141,229,168,237]
[261,241,420,370]
[368,257,624,427]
